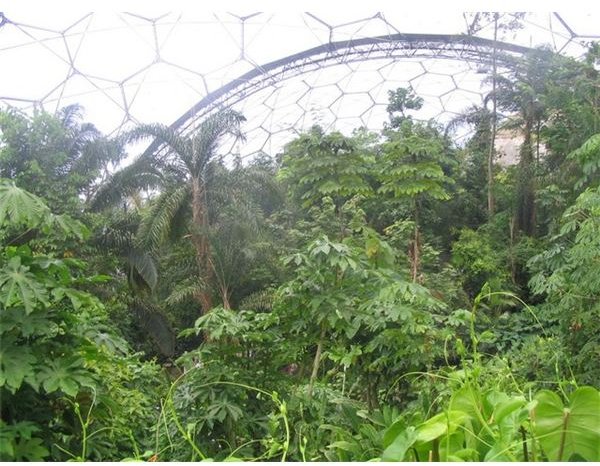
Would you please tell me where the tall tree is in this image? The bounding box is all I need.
[0,105,123,214]
[93,110,245,313]
[495,49,554,236]
[466,13,525,218]
[488,12,499,218]
[379,89,453,282]
[279,126,374,212]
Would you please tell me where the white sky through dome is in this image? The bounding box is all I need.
[0,5,598,159]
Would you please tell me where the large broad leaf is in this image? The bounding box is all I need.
[0,180,49,229]
[415,410,469,443]
[0,256,48,314]
[382,411,469,461]
[130,298,175,357]
[0,421,49,461]
[45,213,89,240]
[127,250,158,291]
[534,387,600,461]
[0,307,54,338]
[383,418,407,448]
[381,426,418,461]
[449,385,487,430]
[0,337,37,392]
[36,356,95,397]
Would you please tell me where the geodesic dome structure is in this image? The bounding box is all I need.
[1,11,598,158]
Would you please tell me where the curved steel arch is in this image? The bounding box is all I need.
[170,32,534,136]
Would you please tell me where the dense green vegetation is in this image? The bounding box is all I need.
[1,44,599,462]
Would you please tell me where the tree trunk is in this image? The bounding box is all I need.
[308,323,326,399]
[366,375,380,412]
[488,13,499,218]
[517,116,536,236]
[221,284,231,310]
[509,216,517,283]
[191,177,213,313]
[410,198,421,283]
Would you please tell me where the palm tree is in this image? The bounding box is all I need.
[93,109,245,313]
[204,158,284,309]
[494,50,555,236]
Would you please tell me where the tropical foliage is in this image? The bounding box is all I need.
[1,35,600,462]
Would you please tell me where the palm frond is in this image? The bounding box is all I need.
[239,288,275,312]
[90,156,164,210]
[127,249,158,291]
[93,210,139,252]
[137,185,191,251]
[125,123,193,173]
[71,137,124,178]
[191,109,246,175]
[165,278,206,307]
[444,105,491,136]
[130,297,175,357]
[57,104,86,130]
[92,210,158,291]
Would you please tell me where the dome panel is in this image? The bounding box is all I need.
[71,17,155,82]
[0,11,597,160]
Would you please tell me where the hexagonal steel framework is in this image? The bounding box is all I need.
[0,11,597,158]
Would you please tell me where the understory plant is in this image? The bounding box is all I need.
[0,180,165,461]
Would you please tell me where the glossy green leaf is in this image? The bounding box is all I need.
[383,418,406,448]
[416,410,469,443]
[381,426,417,461]
[493,396,526,424]
[534,387,600,461]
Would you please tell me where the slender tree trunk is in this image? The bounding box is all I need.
[536,119,541,164]
[509,216,517,283]
[517,115,536,236]
[221,284,231,310]
[225,415,237,450]
[488,13,499,218]
[191,177,213,313]
[410,198,421,283]
[308,323,326,399]
[366,375,380,412]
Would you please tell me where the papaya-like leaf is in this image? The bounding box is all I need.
[0,336,37,392]
[0,179,49,229]
[0,256,48,314]
[37,356,95,397]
